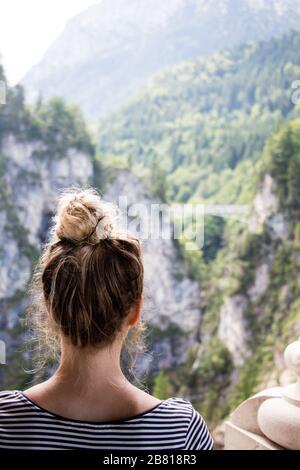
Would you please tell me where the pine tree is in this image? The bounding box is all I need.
[287,152,300,220]
[268,126,294,209]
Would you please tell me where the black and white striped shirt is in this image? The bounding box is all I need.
[0,391,213,450]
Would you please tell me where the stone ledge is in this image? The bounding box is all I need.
[224,338,300,450]
[224,422,283,450]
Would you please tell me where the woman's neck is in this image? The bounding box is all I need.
[24,338,161,422]
[52,339,129,394]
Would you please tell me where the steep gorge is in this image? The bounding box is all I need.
[95,31,300,424]
[1,27,300,433]
[0,68,202,387]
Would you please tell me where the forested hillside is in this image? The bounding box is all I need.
[0,65,201,389]
[97,32,300,424]
[0,65,95,387]
[98,31,300,205]
[2,23,300,432]
[178,120,300,424]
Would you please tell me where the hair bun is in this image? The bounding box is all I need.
[55,188,117,244]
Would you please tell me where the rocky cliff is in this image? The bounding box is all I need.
[103,169,201,373]
[217,173,283,367]
[0,84,95,386]
[2,50,300,435]
[0,77,202,386]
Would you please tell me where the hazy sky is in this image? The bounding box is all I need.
[0,0,101,85]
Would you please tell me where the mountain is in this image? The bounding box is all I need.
[97,31,300,205]
[3,26,300,434]
[96,31,300,425]
[22,0,300,120]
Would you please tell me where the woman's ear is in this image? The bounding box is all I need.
[127,296,144,326]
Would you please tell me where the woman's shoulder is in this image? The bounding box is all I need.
[0,390,21,407]
[162,396,195,412]
[0,390,28,410]
[163,397,213,450]
[0,390,18,401]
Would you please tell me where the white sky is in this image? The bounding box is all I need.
[0,0,102,85]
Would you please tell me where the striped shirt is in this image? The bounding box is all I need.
[0,391,213,450]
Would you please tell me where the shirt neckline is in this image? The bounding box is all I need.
[16,391,171,425]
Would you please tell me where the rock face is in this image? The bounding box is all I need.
[251,174,278,226]
[218,295,249,367]
[21,0,300,120]
[248,264,269,303]
[217,172,285,368]
[104,169,201,373]
[250,173,289,240]
[0,145,201,382]
[2,134,93,248]
[0,131,94,384]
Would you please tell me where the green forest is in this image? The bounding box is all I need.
[96,31,300,424]
[97,31,300,204]
[1,29,300,428]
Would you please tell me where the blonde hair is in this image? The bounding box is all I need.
[27,187,144,369]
